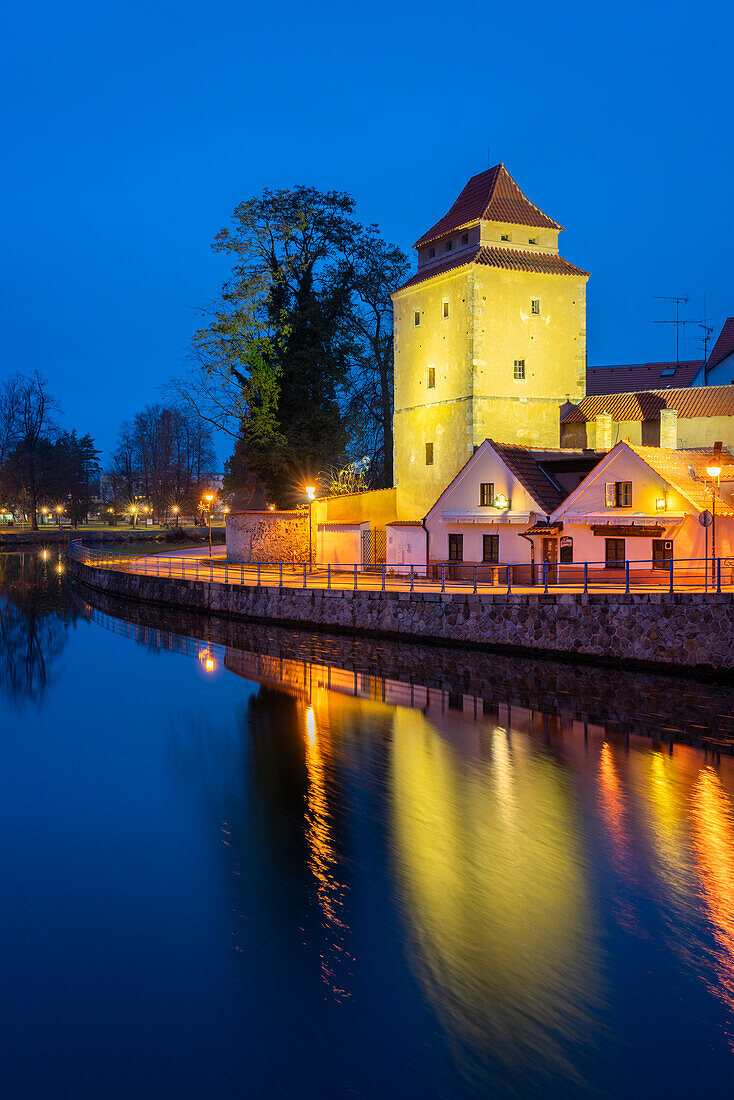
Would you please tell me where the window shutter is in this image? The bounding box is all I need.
[605,483,615,507]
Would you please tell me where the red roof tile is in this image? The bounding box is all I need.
[707,318,734,371]
[398,245,588,291]
[563,384,734,423]
[414,164,563,248]
[586,360,703,394]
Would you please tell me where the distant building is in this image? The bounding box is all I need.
[392,164,589,519]
[561,385,734,451]
[586,360,703,395]
[693,318,734,386]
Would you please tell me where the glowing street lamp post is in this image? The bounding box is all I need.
[55,505,63,531]
[204,493,214,556]
[305,486,316,569]
[707,463,722,586]
[172,505,179,528]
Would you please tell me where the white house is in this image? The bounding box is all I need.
[422,439,604,577]
[528,441,734,575]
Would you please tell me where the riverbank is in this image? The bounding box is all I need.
[69,555,734,675]
[0,527,225,546]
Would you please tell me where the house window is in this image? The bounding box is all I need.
[448,534,463,561]
[461,232,469,245]
[605,538,625,566]
[652,539,673,569]
[425,442,434,465]
[414,310,421,327]
[445,239,453,252]
[426,366,435,389]
[483,534,499,563]
[531,298,541,315]
[529,237,537,245]
[615,481,632,507]
[501,233,510,242]
[479,482,494,506]
[428,247,435,258]
[514,359,526,380]
[442,299,449,318]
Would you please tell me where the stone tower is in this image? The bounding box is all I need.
[392,164,589,519]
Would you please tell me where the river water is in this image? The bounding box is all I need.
[2,549,734,1098]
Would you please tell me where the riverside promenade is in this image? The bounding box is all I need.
[68,542,734,674]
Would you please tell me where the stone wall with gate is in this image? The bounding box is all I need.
[226,510,309,563]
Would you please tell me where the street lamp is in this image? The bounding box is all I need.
[41,507,48,525]
[204,492,214,556]
[707,464,722,584]
[172,504,179,528]
[130,504,138,528]
[55,505,63,531]
[305,485,316,568]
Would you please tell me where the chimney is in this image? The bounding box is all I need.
[595,413,613,451]
[660,408,678,449]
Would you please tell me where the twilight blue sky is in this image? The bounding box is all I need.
[1,0,732,462]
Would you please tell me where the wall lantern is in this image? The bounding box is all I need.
[655,497,666,511]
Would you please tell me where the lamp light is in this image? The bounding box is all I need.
[305,485,316,501]
[655,497,666,511]
[707,465,722,478]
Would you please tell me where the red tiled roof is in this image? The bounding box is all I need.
[707,318,734,371]
[563,384,734,423]
[586,360,703,395]
[490,441,567,514]
[414,164,563,248]
[398,245,588,291]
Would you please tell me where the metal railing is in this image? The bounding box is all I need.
[68,541,734,596]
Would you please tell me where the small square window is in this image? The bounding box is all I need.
[445,239,453,252]
[479,482,494,506]
[426,366,435,389]
[448,533,463,561]
[428,247,435,258]
[531,298,541,315]
[425,442,434,465]
[514,359,526,380]
[529,237,537,245]
[414,310,420,327]
[461,233,469,245]
[501,234,510,242]
[442,299,449,318]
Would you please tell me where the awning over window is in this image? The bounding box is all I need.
[439,511,531,525]
[522,521,563,536]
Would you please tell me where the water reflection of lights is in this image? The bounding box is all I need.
[390,707,598,1086]
[302,699,351,999]
[692,766,734,1044]
[198,645,216,673]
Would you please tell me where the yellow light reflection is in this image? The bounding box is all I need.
[390,707,598,1084]
[302,698,350,999]
[692,766,734,1040]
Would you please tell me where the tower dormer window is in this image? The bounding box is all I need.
[529,237,537,245]
[514,359,526,380]
[426,366,435,389]
[531,298,541,315]
[501,234,510,242]
[428,247,435,258]
[442,299,449,319]
[414,310,420,327]
[445,240,452,252]
[461,233,469,245]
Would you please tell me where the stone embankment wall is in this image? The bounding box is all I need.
[70,557,734,673]
[226,510,309,562]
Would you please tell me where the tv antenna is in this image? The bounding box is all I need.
[649,295,689,362]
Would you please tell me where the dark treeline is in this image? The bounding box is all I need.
[0,372,101,529]
[173,186,410,507]
[105,402,217,518]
